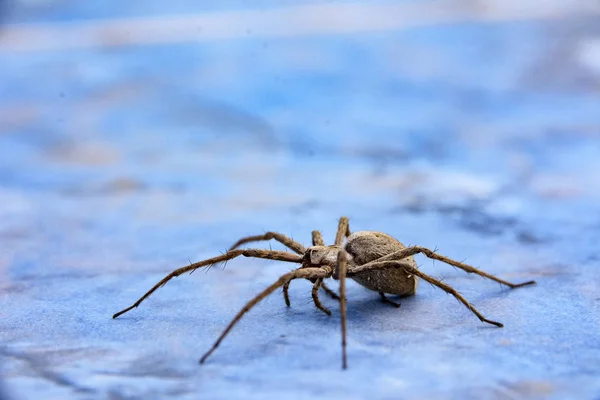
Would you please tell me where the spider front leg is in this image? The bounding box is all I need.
[283,229,340,310]
[376,246,536,289]
[312,229,340,300]
[348,260,504,327]
[269,224,347,319]
[113,249,302,319]
[199,267,331,364]
[334,216,351,246]
[337,249,349,369]
[312,230,325,246]
[312,278,332,315]
[228,232,306,254]
[229,231,305,308]
[232,230,310,308]
[282,275,337,312]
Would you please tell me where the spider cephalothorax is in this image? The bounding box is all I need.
[113,217,535,369]
[303,245,340,267]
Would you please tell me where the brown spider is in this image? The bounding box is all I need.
[113,217,536,369]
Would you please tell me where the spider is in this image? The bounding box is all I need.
[113,216,536,369]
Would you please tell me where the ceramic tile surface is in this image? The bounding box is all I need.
[1,1,600,399]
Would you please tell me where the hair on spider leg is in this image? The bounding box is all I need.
[113,216,535,368]
[449,258,469,272]
[303,297,316,306]
[220,253,232,270]
[202,263,215,274]
[206,250,231,273]
[186,259,199,275]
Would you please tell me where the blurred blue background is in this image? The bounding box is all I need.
[1,1,600,399]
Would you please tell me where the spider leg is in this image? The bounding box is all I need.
[228,232,306,254]
[321,281,340,300]
[199,267,330,364]
[281,272,338,309]
[334,216,351,246]
[312,230,325,246]
[379,292,401,308]
[372,246,536,289]
[113,249,302,319]
[348,261,503,327]
[312,278,332,315]
[279,230,338,310]
[282,280,291,307]
[337,249,349,369]
[228,232,306,308]
[311,231,340,298]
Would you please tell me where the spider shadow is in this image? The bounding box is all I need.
[326,281,530,331]
[285,285,420,327]
[343,291,420,322]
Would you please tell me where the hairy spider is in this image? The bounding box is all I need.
[113,217,536,368]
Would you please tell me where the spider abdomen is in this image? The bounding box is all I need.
[345,231,418,296]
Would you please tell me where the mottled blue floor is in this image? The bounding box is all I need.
[1,1,600,399]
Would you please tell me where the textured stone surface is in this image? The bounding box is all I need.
[1,1,600,399]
